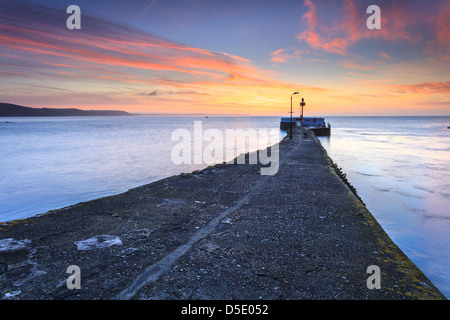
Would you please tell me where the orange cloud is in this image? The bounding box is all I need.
[392,81,450,95]
[0,21,274,91]
[1,2,317,115]
[2,1,447,116]
[271,56,286,63]
[269,49,286,63]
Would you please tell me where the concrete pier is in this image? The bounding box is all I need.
[0,128,446,300]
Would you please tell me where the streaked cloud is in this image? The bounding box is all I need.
[392,81,450,95]
[297,0,450,59]
[138,90,205,97]
[0,0,448,115]
[0,1,310,113]
[339,60,375,71]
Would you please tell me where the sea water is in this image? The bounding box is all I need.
[0,116,282,221]
[0,115,449,297]
[318,116,450,298]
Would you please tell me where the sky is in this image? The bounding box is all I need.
[0,0,449,116]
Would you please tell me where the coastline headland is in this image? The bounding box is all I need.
[0,103,131,117]
[0,127,446,300]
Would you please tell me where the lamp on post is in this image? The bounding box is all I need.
[290,92,299,139]
[300,97,306,126]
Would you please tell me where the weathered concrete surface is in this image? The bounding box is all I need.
[0,128,446,300]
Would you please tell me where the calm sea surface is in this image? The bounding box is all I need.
[0,116,282,222]
[1,115,449,297]
[318,116,450,298]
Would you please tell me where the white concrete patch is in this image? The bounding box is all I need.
[75,235,122,250]
[0,238,31,252]
[3,290,22,299]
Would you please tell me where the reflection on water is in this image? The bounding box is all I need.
[318,116,450,298]
[0,116,283,222]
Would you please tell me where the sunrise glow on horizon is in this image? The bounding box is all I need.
[1,0,449,116]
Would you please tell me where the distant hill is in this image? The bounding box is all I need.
[0,103,131,117]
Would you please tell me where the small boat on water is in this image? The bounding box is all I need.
[280,117,331,136]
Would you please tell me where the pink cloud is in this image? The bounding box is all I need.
[297,0,447,56]
[270,49,286,63]
[271,49,285,56]
[392,81,450,95]
[436,5,450,45]
[269,48,303,63]
[271,56,286,63]
[0,10,273,91]
[377,52,391,60]
[339,60,375,70]
[3,1,329,114]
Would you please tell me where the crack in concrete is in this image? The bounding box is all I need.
[114,141,291,300]
[114,174,272,300]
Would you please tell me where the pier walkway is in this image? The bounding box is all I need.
[0,128,445,300]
